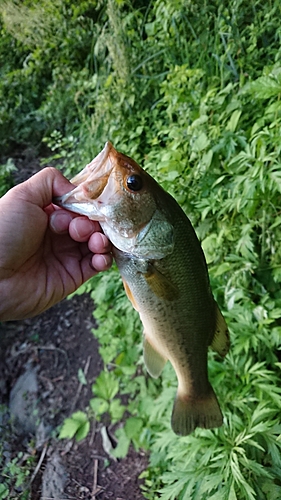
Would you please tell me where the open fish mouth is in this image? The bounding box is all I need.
[52,140,156,241]
[70,141,115,185]
[53,141,118,220]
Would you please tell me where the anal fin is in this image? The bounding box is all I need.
[143,336,167,378]
[210,303,230,357]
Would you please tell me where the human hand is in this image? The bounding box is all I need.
[0,167,113,321]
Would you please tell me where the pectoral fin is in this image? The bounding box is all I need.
[143,336,167,378]
[210,303,230,357]
[144,263,179,301]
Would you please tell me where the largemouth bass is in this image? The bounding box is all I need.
[54,142,230,435]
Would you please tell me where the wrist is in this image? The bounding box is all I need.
[0,278,34,321]
[0,279,19,321]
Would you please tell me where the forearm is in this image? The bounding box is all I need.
[0,251,47,321]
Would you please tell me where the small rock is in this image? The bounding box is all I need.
[36,420,52,450]
[41,451,67,499]
[9,365,38,434]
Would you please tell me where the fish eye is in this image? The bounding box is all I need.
[126,174,143,192]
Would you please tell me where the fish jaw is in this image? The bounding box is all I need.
[53,141,151,233]
[71,141,115,185]
[53,141,116,221]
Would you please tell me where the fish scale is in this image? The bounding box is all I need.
[54,141,230,436]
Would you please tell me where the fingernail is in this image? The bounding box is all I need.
[50,211,72,233]
[99,233,109,247]
[100,254,110,267]
[91,253,112,271]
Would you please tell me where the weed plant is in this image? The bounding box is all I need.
[1,1,281,498]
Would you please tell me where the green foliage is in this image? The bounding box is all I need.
[2,0,281,498]
[113,417,145,459]
[90,370,126,423]
[0,0,105,151]
[0,158,16,197]
[77,367,87,386]
[59,410,90,441]
[0,415,35,500]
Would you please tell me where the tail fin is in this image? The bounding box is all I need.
[171,387,223,436]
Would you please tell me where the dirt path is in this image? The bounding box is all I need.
[0,294,147,499]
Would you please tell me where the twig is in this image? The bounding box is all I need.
[29,443,48,485]
[91,458,100,500]
[89,419,97,447]
[92,486,103,499]
[35,345,70,373]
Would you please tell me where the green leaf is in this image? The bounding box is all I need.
[226,109,242,132]
[202,149,213,168]
[112,429,131,459]
[0,484,9,499]
[191,132,210,152]
[109,399,126,422]
[59,411,88,440]
[75,420,90,442]
[260,480,281,500]
[92,371,119,401]
[246,73,281,99]
[145,22,156,37]
[89,397,109,416]
[228,483,237,500]
[166,170,179,181]
[59,418,80,439]
[77,368,87,386]
[124,417,143,439]
[212,262,232,277]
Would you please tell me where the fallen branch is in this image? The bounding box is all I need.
[29,443,48,485]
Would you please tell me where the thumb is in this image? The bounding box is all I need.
[15,167,73,208]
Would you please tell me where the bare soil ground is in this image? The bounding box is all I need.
[0,150,148,500]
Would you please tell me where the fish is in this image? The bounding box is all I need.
[54,141,230,436]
